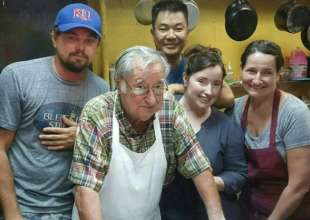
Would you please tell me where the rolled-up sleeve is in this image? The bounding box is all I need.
[69,96,112,192]
[172,102,211,178]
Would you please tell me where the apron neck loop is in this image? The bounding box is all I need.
[241,89,281,148]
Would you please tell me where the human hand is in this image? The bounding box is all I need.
[167,84,184,95]
[7,216,23,220]
[214,176,225,192]
[5,212,24,220]
[39,116,77,150]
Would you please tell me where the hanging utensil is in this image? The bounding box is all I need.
[301,26,310,51]
[134,0,158,25]
[183,0,199,31]
[225,0,258,41]
[134,0,199,31]
[274,0,310,33]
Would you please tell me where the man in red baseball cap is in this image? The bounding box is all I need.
[0,3,109,220]
[54,3,102,38]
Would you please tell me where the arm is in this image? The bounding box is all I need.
[69,96,111,219]
[214,81,234,109]
[172,99,224,219]
[268,146,310,220]
[193,169,226,220]
[217,120,247,195]
[214,176,225,191]
[167,83,185,95]
[75,186,102,220]
[39,116,77,150]
[0,128,23,220]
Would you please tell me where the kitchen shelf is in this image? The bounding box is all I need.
[281,77,310,82]
[231,79,310,98]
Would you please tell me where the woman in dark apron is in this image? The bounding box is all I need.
[232,40,310,220]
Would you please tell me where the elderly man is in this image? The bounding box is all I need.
[69,46,225,220]
[0,3,109,220]
[151,0,234,106]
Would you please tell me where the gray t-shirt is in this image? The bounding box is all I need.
[0,56,109,214]
[232,93,310,162]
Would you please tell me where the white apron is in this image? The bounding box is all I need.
[72,99,167,220]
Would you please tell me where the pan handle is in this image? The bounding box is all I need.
[237,0,247,5]
[285,0,295,4]
[236,0,255,9]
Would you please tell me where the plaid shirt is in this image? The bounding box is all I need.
[69,91,210,192]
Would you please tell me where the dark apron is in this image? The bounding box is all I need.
[240,90,310,220]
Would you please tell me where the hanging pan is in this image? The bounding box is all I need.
[183,0,200,31]
[301,26,310,51]
[134,0,158,25]
[274,0,310,33]
[225,0,258,41]
[134,0,199,30]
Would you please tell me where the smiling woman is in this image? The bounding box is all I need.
[241,52,280,100]
[232,40,310,220]
[160,44,247,220]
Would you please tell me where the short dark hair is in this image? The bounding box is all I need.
[151,0,188,27]
[241,40,284,72]
[184,44,226,79]
[51,27,61,38]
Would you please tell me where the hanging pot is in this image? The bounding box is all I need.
[183,0,199,31]
[134,0,199,30]
[301,26,310,51]
[225,0,258,41]
[134,0,158,25]
[274,0,310,33]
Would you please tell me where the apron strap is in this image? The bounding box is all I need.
[241,96,250,130]
[269,89,281,147]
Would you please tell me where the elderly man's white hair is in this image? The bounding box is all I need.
[113,46,170,82]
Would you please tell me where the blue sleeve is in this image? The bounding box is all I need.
[219,120,248,195]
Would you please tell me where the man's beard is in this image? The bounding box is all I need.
[57,52,90,73]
